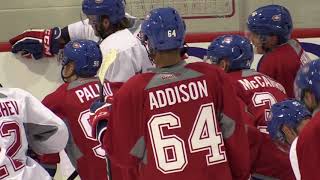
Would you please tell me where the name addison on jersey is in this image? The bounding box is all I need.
[238,75,286,94]
[149,80,208,110]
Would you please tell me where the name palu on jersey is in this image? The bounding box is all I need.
[149,80,208,110]
[75,83,113,103]
[238,75,286,94]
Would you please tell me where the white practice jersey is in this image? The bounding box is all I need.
[68,19,100,43]
[99,28,152,82]
[289,137,301,180]
[68,14,153,82]
[0,88,68,180]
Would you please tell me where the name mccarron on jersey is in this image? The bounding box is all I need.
[238,75,286,94]
[149,80,208,110]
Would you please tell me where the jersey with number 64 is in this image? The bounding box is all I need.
[104,61,250,180]
[228,69,288,133]
[42,78,122,180]
[0,88,68,180]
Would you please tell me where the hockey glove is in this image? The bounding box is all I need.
[89,96,114,142]
[9,27,61,60]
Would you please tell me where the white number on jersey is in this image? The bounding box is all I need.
[78,110,106,159]
[148,103,226,174]
[252,92,277,133]
[168,30,176,37]
[0,121,25,179]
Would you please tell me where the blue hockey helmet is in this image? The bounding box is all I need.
[267,99,311,142]
[82,0,125,24]
[62,39,102,77]
[294,60,320,102]
[247,5,293,44]
[141,7,186,52]
[207,35,253,71]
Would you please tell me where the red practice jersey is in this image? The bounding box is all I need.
[104,61,250,180]
[228,69,288,133]
[290,110,320,180]
[42,78,122,180]
[246,126,295,180]
[257,39,311,98]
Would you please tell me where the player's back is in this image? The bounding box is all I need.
[42,78,122,180]
[107,61,250,180]
[0,88,53,180]
[144,63,231,179]
[228,69,288,132]
[257,39,310,98]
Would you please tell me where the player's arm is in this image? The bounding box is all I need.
[27,151,59,178]
[67,19,100,42]
[9,19,99,60]
[9,27,69,60]
[103,75,144,168]
[9,14,139,60]
[237,96,256,127]
[21,89,68,155]
[42,88,65,117]
[217,72,251,180]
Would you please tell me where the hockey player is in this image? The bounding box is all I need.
[207,35,288,132]
[291,60,320,179]
[0,87,68,180]
[268,99,311,147]
[9,0,153,83]
[207,35,295,180]
[90,7,250,180]
[42,39,122,180]
[267,99,312,179]
[247,4,311,98]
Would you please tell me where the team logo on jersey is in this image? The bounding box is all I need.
[95,0,104,4]
[72,42,81,49]
[272,14,281,21]
[161,73,181,80]
[223,36,233,44]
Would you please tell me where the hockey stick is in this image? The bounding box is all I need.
[98,49,117,102]
[67,170,79,180]
[97,49,117,180]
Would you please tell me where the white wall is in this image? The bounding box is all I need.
[1,38,319,100]
[0,53,62,99]
[0,0,319,41]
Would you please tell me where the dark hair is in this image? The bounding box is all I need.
[101,15,130,33]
